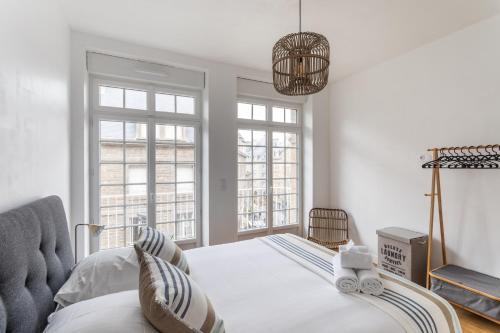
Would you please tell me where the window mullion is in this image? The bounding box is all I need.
[267,127,273,234]
[121,121,127,247]
[148,118,156,229]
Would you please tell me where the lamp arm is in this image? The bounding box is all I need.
[74,223,87,264]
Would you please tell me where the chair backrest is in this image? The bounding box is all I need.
[308,208,349,243]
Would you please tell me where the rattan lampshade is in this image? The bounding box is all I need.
[272,32,330,96]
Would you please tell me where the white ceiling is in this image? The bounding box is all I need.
[59,0,500,80]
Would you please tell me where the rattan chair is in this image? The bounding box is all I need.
[307,208,349,251]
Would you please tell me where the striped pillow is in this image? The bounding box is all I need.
[135,226,189,274]
[135,246,225,333]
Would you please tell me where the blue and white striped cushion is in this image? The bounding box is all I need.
[135,226,189,274]
[136,247,225,333]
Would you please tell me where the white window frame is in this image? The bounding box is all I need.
[236,95,303,236]
[89,75,202,251]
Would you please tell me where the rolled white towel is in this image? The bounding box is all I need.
[358,267,384,296]
[339,249,372,270]
[332,255,359,293]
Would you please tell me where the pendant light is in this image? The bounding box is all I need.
[272,0,330,96]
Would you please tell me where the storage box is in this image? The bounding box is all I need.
[376,227,428,286]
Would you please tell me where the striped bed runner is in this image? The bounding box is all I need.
[260,234,461,333]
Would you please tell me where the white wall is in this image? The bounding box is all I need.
[330,15,500,277]
[71,32,330,258]
[0,0,70,213]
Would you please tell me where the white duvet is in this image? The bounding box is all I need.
[186,237,405,333]
[46,236,459,333]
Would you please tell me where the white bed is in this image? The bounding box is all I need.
[46,234,461,333]
[187,236,405,333]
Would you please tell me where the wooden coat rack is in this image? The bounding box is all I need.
[422,144,500,324]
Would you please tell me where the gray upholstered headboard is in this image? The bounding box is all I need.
[0,196,73,333]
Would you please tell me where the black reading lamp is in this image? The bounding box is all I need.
[74,224,105,264]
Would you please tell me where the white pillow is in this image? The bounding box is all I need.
[54,247,139,307]
[45,290,157,333]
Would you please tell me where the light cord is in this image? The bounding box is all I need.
[299,0,302,33]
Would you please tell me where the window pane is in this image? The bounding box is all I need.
[177,182,194,201]
[100,164,123,185]
[99,228,125,250]
[272,147,285,163]
[238,197,252,214]
[238,103,252,119]
[156,222,175,238]
[156,184,175,203]
[253,196,267,212]
[285,108,297,123]
[176,202,195,220]
[156,203,175,223]
[253,131,266,146]
[177,145,195,162]
[100,185,123,207]
[126,164,147,183]
[126,123,147,141]
[253,105,266,121]
[286,148,297,163]
[156,144,175,162]
[285,133,297,147]
[289,209,298,224]
[100,142,123,162]
[100,121,123,140]
[238,214,253,230]
[125,89,147,110]
[253,180,267,196]
[177,96,195,114]
[125,184,147,206]
[286,178,298,194]
[100,206,124,228]
[272,163,285,179]
[285,164,297,178]
[272,107,284,122]
[253,163,266,179]
[175,220,195,240]
[238,164,252,180]
[126,205,147,226]
[156,93,175,113]
[287,194,297,209]
[238,146,252,163]
[177,164,194,182]
[253,147,266,162]
[125,226,144,246]
[238,180,252,197]
[272,132,285,147]
[272,179,285,195]
[238,130,252,145]
[273,195,286,210]
[125,143,147,163]
[156,124,175,141]
[156,164,175,183]
[99,86,123,108]
[177,126,195,144]
[273,211,286,226]
[253,212,267,228]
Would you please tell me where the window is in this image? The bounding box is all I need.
[237,129,267,231]
[155,93,195,114]
[237,102,266,121]
[91,78,200,250]
[237,100,301,233]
